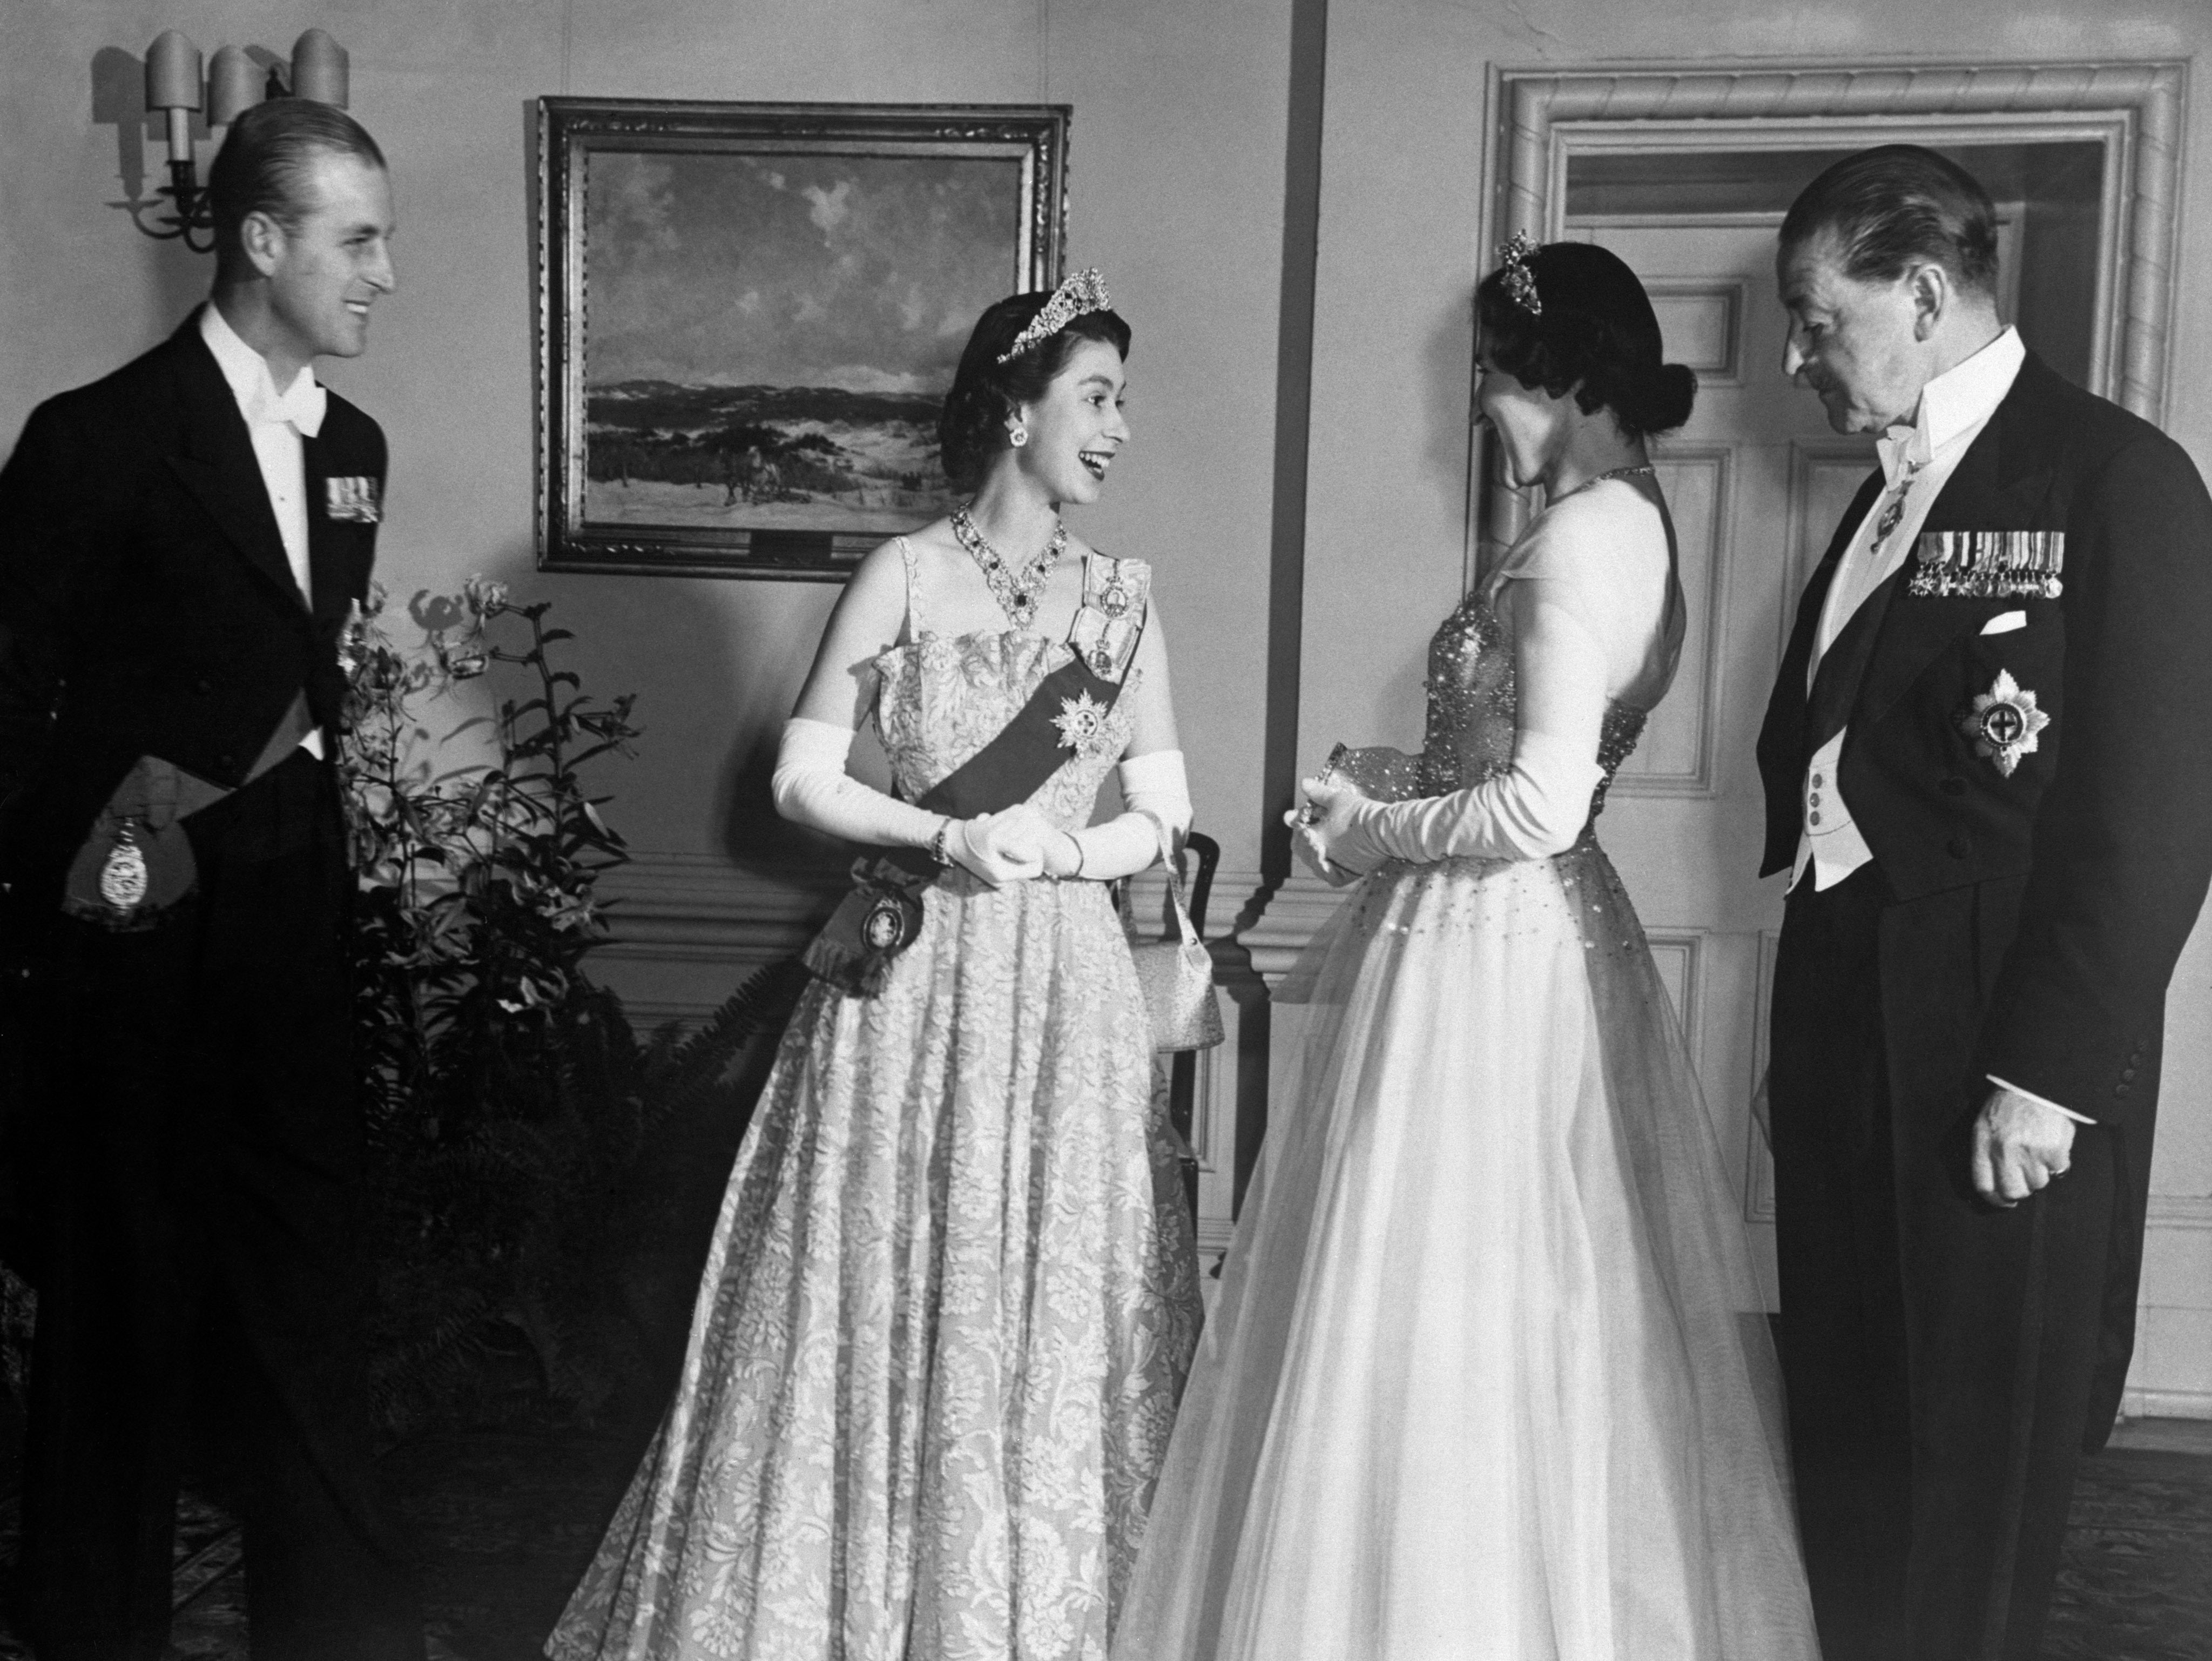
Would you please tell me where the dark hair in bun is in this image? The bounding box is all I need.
[1476,240,1696,440]
[938,292,1132,492]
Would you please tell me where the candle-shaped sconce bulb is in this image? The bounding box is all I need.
[289,30,349,107]
[145,31,202,109]
[145,31,203,164]
[208,47,261,126]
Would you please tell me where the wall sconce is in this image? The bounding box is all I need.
[138,28,349,251]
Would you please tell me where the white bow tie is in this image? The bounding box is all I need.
[247,371,327,438]
[1874,421,1927,488]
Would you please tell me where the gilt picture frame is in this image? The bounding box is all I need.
[536,97,1069,579]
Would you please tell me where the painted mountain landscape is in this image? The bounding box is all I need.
[581,146,1024,536]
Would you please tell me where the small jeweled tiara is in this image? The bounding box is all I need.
[997,268,1112,364]
[1496,232,1542,317]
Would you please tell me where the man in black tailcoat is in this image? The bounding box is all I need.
[0,99,422,1658]
[1757,144,2212,1661]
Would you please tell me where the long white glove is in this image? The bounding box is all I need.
[772,717,939,848]
[771,717,1042,885]
[1336,726,1602,866]
[1041,748,1194,880]
[1297,582,1609,875]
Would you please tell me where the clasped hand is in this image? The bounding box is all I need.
[1971,1085,2078,1208]
[1284,774,1384,887]
[944,803,1079,887]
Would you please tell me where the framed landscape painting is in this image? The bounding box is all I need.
[537,98,1069,579]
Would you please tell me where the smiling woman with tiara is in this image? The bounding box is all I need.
[1113,238,1820,1660]
[548,272,1202,1661]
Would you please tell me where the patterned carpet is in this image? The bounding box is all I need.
[1,1414,2206,1658]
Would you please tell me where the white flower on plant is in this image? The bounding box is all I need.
[463,574,509,617]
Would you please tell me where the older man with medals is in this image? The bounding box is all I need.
[1756,144,2212,1661]
[0,101,426,1658]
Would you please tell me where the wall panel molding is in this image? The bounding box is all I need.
[1487,58,2182,414]
[1643,277,1747,386]
[1616,444,1731,798]
[1782,438,1881,658]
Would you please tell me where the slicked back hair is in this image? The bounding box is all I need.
[1780,144,2000,299]
[208,98,387,288]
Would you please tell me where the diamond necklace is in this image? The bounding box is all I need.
[1555,463,1656,502]
[950,506,1068,629]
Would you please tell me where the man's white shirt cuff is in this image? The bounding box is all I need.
[1986,1074,2096,1125]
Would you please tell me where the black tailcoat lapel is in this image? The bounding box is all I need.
[160,316,308,611]
[1853,373,2059,734]
[304,433,357,621]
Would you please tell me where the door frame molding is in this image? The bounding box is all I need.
[1472,58,2188,570]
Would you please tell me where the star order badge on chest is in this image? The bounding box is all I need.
[1053,690,1110,754]
[1960,669,2050,777]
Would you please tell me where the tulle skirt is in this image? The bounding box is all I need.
[1113,844,1818,1661]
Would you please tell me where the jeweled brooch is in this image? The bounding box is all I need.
[862,893,908,951]
[1960,670,2050,777]
[1053,690,1109,752]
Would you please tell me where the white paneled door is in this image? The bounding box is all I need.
[1562,214,1877,1304]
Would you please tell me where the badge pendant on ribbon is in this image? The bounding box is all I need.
[862,892,909,951]
[98,821,152,913]
[1960,669,2050,777]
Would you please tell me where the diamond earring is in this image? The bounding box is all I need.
[1009,426,1028,448]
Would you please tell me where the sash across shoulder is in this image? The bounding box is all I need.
[803,553,1150,995]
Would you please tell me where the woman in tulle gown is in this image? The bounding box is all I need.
[1114,240,1819,1660]
[549,273,1202,1661]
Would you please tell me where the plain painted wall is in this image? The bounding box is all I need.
[0,0,1292,884]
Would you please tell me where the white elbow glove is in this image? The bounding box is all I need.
[771,717,942,849]
[1044,749,1194,881]
[1341,728,1602,866]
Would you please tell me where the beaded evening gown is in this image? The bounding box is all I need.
[1114,486,1819,1660]
[549,549,1202,1661]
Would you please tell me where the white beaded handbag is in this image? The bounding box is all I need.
[1128,825,1225,1053]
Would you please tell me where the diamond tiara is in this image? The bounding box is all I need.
[1496,232,1542,316]
[997,268,1113,364]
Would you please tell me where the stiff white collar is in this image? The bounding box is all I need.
[199,301,328,436]
[1877,325,2024,484]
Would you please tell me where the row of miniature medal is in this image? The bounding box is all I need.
[1907,530,2065,599]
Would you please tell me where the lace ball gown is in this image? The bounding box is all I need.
[549,592,1202,1661]
[1114,483,1819,1661]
